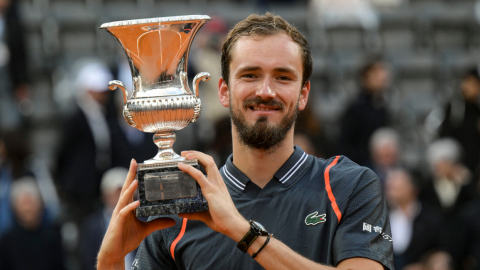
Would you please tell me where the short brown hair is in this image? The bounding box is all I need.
[221,12,312,87]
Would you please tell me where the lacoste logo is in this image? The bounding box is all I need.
[305,211,326,225]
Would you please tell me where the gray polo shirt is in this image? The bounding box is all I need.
[132,146,394,270]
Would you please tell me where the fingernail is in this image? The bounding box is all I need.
[130,180,137,186]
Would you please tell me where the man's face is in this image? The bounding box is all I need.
[219,33,309,150]
[461,75,480,102]
[364,63,390,93]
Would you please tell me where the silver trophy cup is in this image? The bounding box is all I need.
[100,15,211,216]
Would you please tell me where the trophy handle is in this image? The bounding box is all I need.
[108,80,128,103]
[109,80,136,127]
[192,72,210,98]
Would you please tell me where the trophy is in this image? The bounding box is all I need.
[100,15,211,217]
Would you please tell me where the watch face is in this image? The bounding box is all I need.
[251,221,267,234]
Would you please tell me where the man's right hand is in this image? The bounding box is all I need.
[97,159,175,270]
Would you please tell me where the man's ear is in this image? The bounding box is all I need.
[298,81,310,111]
[218,77,230,108]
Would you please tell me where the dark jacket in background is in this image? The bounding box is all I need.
[55,105,104,220]
[340,90,388,167]
[440,100,480,174]
[393,204,443,270]
[0,224,65,270]
[4,0,29,89]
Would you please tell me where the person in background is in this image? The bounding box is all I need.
[0,178,65,270]
[461,191,480,270]
[439,68,480,175]
[385,168,443,270]
[370,127,401,185]
[421,138,477,269]
[0,128,31,237]
[55,60,113,222]
[78,167,131,270]
[340,55,390,167]
[295,103,331,158]
[0,0,30,130]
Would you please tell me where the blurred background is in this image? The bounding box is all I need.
[0,0,479,269]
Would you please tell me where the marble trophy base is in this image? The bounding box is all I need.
[136,159,209,217]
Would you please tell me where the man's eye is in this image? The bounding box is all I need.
[278,76,292,81]
[243,74,257,78]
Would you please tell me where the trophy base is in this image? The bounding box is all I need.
[136,159,209,217]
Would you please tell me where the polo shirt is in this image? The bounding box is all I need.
[132,146,394,270]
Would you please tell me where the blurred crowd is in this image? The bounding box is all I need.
[0,0,479,270]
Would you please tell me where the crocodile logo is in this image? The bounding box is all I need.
[305,211,327,226]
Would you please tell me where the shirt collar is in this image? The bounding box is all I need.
[221,146,309,192]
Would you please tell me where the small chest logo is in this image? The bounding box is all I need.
[305,211,327,226]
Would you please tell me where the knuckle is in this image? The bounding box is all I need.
[205,157,215,167]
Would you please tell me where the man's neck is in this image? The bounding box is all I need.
[231,128,295,188]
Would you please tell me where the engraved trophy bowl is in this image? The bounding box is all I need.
[100,15,211,216]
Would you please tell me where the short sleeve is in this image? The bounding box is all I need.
[332,168,394,270]
[131,215,183,270]
[131,230,177,270]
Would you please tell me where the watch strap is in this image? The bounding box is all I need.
[252,234,271,258]
[237,220,268,253]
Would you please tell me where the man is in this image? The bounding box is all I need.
[56,60,113,221]
[385,169,442,270]
[340,56,390,167]
[97,13,393,270]
[439,68,480,174]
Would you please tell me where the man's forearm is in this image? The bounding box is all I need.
[225,220,383,270]
[96,255,125,270]
[247,235,336,270]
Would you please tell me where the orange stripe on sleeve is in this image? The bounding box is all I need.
[324,156,342,223]
[170,218,188,260]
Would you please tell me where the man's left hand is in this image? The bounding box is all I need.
[178,151,249,240]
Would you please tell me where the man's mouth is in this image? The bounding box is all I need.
[250,106,280,111]
[244,98,284,112]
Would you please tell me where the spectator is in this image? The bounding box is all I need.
[295,103,331,158]
[0,0,30,129]
[0,178,65,270]
[370,127,401,185]
[420,138,477,269]
[385,168,443,270]
[55,60,113,221]
[78,167,130,270]
[461,195,480,270]
[422,139,475,213]
[0,128,31,237]
[340,56,390,167]
[439,68,480,175]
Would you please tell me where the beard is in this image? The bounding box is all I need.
[230,97,299,151]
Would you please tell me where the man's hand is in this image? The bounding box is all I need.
[97,159,175,270]
[178,151,249,240]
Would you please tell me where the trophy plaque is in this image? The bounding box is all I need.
[100,15,211,217]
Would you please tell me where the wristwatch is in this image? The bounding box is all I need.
[237,220,269,253]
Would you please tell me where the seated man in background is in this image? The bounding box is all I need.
[385,168,443,270]
[0,178,65,270]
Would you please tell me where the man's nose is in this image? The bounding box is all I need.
[255,79,276,100]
